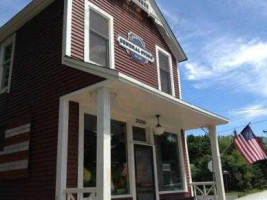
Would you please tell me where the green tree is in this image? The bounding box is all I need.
[188,134,267,192]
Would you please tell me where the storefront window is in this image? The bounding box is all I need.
[132,126,147,142]
[154,132,183,191]
[83,114,129,195]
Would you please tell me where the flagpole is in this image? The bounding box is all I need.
[220,140,234,157]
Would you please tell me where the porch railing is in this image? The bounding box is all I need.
[64,188,96,200]
[191,182,217,200]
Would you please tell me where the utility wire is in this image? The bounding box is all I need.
[217,119,267,134]
[188,75,259,103]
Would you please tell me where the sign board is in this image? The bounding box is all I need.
[117,32,155,64]
[208,161,213,173]
[162,163,171,172]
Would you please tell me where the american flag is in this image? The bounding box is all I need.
[234,125,267,164]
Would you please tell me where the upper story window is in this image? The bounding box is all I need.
[84,2,114,69]
[156,46,175,96]
[0,35,15,94]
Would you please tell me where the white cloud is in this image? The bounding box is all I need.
[229,104,267,121]
[183,38,267,96]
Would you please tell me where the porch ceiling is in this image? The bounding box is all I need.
[70,80,228,131]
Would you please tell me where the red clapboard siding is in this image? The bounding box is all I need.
[71,0,181,98]
[0,0,104,199]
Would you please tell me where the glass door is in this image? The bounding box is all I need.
[134,144,156,200]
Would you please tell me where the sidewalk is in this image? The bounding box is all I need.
[235,190,267,200]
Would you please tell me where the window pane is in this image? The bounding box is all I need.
[90,32,109,67]
[83,114,129,195]
[90,9,109,38]
[4,45,12,62]
[111,120,129,195]
[159,52,170,72]
[160,69,171,95]
[0,126,5,151]
[84,114,97,187]
[133,126,147,142]
[1,62,10,89]
[155,133,183,191]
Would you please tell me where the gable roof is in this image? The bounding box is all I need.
[0,0,187,62]
[149,0,187,62]
[129,0,187,62]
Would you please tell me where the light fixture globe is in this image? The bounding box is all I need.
[154,115,165,136]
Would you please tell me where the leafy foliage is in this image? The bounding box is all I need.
[188,134,267,192]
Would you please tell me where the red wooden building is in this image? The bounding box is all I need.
[0,0,228,200]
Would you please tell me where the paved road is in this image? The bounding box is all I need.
[236,190,267,200]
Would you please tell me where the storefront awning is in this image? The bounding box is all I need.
[70,79,228,131]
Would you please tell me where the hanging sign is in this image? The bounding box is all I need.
[117,32,155,64]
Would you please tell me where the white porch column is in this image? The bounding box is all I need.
[209,125,226,200]
[96,87,111,200]
[56,99,69,200]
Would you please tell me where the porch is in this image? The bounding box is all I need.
[55,79,228,200]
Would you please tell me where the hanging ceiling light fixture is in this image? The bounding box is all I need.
[154,115,165,136]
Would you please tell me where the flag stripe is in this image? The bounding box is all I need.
[234,139,252,164]
[248,139,264,159]
[237,136,255,163]
[234,138,253,164]
[250,139,266,159]
[239,135,260,161]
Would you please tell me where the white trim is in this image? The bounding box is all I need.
[79,107,134,199]
[184,131,193,196]
[177,131,188,192]
[177,66,182,99]
[126,122,137,200]
[78,104,84,189]
[5,123,31,138]
[96,86,111,200]
[63,0,73,57]
[153,132,187,194]
[0,0,55,43]
[155,45,175,97]
[55,99,69,200]
[0,34,16,94]
[84,1,115,69]
[0,159,28,172]
[0,141,29,156]
[209,126,226,200]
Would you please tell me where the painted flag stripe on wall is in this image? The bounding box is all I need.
[0,123,30,180]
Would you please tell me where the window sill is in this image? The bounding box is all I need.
[159,190,187,195]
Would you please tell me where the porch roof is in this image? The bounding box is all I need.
[69,79,228,131]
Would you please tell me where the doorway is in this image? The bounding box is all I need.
[134,144,156,200]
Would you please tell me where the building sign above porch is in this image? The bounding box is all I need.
[117,32,155,64]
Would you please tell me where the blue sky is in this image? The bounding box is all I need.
[1,0,267,136]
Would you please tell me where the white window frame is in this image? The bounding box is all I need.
[78,107,133,199]
[0,34,16,94]
[153,131,187,194]
[84,1,114,69]
[156,45,175,97]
